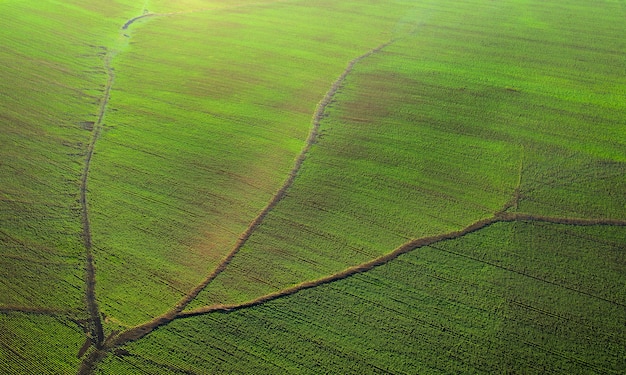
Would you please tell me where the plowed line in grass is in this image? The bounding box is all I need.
[180,216,500,318]
[76,0,320,352]
[79,42,114,349]
[180,213,626,318]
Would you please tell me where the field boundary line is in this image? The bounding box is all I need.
[79,43,115,349]
[78,2,324,356]
[178,216,500,318]
[97,37,396,345]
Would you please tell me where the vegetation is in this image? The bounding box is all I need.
[89,0,413,327]
[100,223,626,374]
[188,0,625,307]
[1,0,624,374]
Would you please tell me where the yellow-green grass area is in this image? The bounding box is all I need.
[100,223,626,374]
[182,0,524,307]
[145,0,284,13]
[188,0,626,309]
[0,313,85,374]
[0,0,138,311]
[88,0,414,327]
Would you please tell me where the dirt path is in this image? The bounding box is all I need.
[179,213,626,318]
[79,46,115,349]
[167,39,397,316]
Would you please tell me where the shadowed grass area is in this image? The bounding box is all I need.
[0,313,86,374]
[102,223,626,374]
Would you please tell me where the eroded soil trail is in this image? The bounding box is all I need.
[179,213,626,318]
[169,39,396,316]
[79,44,115,349]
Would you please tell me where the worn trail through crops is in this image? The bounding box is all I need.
[167,38,396,317]
[79,42,114,350]
[74,2,222,357]
[179,212,626,317]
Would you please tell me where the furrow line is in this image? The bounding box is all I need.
[180,212,626,318]
[79,46,114,349]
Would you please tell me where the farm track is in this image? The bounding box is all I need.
[167,38,396,316]
[76,38,398,374]
[179,213,626,318]
[79,42,115,348]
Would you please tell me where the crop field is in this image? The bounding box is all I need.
[1,0,625,374]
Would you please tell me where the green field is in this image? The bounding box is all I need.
[1,0,625,374]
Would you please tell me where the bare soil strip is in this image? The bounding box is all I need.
[77,3,301,355]
[177,213,626,319]
[79,48,115,349]
[179,216,500,318]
